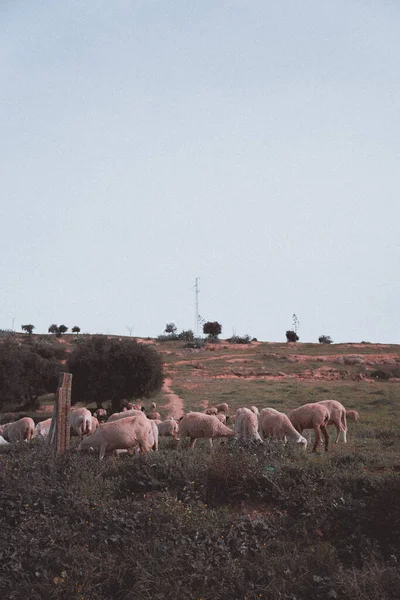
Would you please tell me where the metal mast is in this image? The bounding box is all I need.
[195,277,200,336]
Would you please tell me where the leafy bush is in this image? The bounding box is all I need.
[67,336,164,412]
[203,321,222,337]
[318,335,333,344]
[286,330,299,342]
[226,334,252,344]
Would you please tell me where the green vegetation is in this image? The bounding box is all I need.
[67,336,164,412]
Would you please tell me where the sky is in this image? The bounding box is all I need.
[1,0,400,344]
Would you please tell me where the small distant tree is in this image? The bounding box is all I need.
[165,323,177,335]
[21,324,35,335]
[67,336,164,413]
[203,321,222,338]
[72,326,81,334]
[318,335,333,344]
[48,324,58,335]
[57,325,68,337]
[286,330,299,342]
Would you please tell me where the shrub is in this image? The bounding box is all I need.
[318,335,333,344]
[66,336,164,412]
[164,323,177,334]
[286,330,299,342]
[203,321,222,337]
[226,334,252,344]
[21,324,35,335]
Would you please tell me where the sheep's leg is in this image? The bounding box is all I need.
[334,423,341,444]
[342,428,347,443]
[99,444,107,461]
[209,438,213,448]
[188,437,197,449]
[321,425,329,452]
[312,427,321,453]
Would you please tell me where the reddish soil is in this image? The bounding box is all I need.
[161,377,185,419]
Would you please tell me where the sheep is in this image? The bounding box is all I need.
[0,417,35,442]
[107,408,143,422]
[204,407,218,415]
[148,419,159,451]
[235,407,262,441]
[127,402,143,411]
[147,402,161,420]
[215,402,229,414]
[91,416,100,432]
[288,403,330,452]
[178,412,235,449]
[259,408,307,449]
[157,418,179,440]
[33,418,52,439]
[70,408,93,439]
[346,409,359,423]
[0,435,10,445]
[77,415,152,460]
[318,399,348,443]
[215,412,227,424]
[94,408,108,422]
[250,406,259,415]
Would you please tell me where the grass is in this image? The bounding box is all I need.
[1,337,400,599]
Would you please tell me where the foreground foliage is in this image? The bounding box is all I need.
[0,440,399,600]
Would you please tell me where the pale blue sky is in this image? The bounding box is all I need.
[1,1,399,343]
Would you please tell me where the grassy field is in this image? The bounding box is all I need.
[0,337,399,599]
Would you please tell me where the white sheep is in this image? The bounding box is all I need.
[250,406,259,415]
[259,408,307,449]
[234,407,262,441]
[157,418,179,440]
[179,412,235,449]
[0,417,35,442]
[94,408,108,421]
[107,408,143,422]
[215,412,227,424]
[204,407,218,415]
[148,402,161,420]
[215,402,229,414]
[70,407,93,439]
[33,418,52,439]
[318,399,348,443]
[288,403,330,453]
[346,409,359,423]
[78,415,152,460]
[91,415,100,432]
[148,419,159,451]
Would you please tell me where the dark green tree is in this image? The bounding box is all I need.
[203,321,222,337]
[48,324,58,334]
[318,335,333,344]
[165,323,177,335]
[286,330,299,342]
[21,324,35,335]
[57,325,68,337]
[67,336,164,413]
[72,326,81,334]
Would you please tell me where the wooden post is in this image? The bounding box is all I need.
[48,372,72,454]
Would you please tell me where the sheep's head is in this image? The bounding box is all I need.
[297,436,308,450]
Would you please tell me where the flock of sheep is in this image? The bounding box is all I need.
[0,399,359,460]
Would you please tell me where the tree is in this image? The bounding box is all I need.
[0,339,61,410]
[72,326,81,334]
[48,324,58,334]
[319,335,333,344]
[165,323,177,335]
[203,321,222,337]
[286,330,299,342]
[57,325,68,337]
[21,324,35,335]
[67,336,164,413]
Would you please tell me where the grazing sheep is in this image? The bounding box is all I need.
[148,419,159,451]
[107,408,143,422]
[288,403,330,453]
[346,409,359,423]
[215,402,229,414]
[318,399,348,443]
[235,407,262,441]
[70,408,93,439]
[179,412,235,449]
[204,407,218,415]
[148,402,161,420]
[91,416,100,432]
[33,418,52,439]
[0,417,35,442]
[0,435,10,445]
[250,406,259,415]
[94,408,108,422]
[259,408,307,449]
[78,415,152,460]
[157,418,179,440]
[215,412,227,424]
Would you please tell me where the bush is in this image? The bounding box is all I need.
[318,335,333,344]
[203,321,222,337]
[67,336,164,412]
[286,330,299,342]
[226,335,252,344]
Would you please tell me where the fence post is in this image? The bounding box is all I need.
[48,372,72,454]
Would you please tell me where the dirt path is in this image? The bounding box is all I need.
[161,377,185,418]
